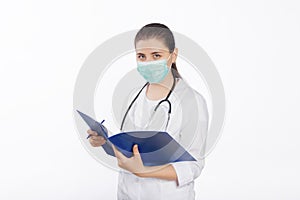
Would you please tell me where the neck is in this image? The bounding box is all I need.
[146,71,175,100]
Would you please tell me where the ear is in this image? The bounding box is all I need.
[172,47,178,63]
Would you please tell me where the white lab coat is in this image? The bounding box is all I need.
[117,77,209,200]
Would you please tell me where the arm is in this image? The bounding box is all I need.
[134,164,179,185]
[170,157,205,187]
[170,91,209,187]
[114,88,209,188]
[136,90,209,188]
[112,144,178,185]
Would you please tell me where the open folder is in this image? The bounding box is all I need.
[76,110,196,166]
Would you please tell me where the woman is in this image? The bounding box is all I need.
[87,23,209,200]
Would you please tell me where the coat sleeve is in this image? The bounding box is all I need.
[170,89,209,188]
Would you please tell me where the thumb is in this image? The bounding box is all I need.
[133,144,139,155]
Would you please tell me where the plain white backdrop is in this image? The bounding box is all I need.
[0,0,299,199]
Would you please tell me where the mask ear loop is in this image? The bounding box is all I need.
[166,52,174,68]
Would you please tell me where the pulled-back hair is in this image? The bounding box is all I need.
[134,23,182,78]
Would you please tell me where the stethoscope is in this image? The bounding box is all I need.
[120,69,177,131]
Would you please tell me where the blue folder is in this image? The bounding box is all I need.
[76,110,196,166]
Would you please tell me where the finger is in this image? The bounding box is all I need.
[90,135,98,141]
[112,145,126,159]
[97,137,106,144]
[99,136,106,141]
[87,129,98,136]
[90,131,98,136]
[90,137,101,143]
[92,141,104,146]
[111,145,118,156]
[112,145,121,159]
[90,140,98,147]
[112,145,120,155]
[90,135,105,141]
[89,138,100,145]
[88,132,98,137]
[133,144,140,156]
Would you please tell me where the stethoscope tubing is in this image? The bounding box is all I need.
[120,69,176,131]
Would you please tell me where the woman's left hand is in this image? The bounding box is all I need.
[112,144,147,175]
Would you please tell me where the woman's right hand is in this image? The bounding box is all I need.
[87,129,107,147]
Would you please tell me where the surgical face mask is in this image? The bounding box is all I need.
[137,54,172,83]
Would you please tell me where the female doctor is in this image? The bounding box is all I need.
[87,23,209,200]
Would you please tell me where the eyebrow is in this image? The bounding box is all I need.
[151,51,163,54]
[136,51,164,55]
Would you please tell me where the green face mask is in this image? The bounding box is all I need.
[137,54,172,83]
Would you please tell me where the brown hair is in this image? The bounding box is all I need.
[134,23,182,78]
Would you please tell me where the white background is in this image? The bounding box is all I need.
[0,0,299,199]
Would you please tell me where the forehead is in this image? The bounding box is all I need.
[135,38,169,53]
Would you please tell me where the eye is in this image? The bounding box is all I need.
[137,54,146,60]
[153,54,161,59]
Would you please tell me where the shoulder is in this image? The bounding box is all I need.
[175,78,207,106]
[192,89,208,109]
[127,84,146,101]
[123,83,146,116]
[175,78,209,121]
